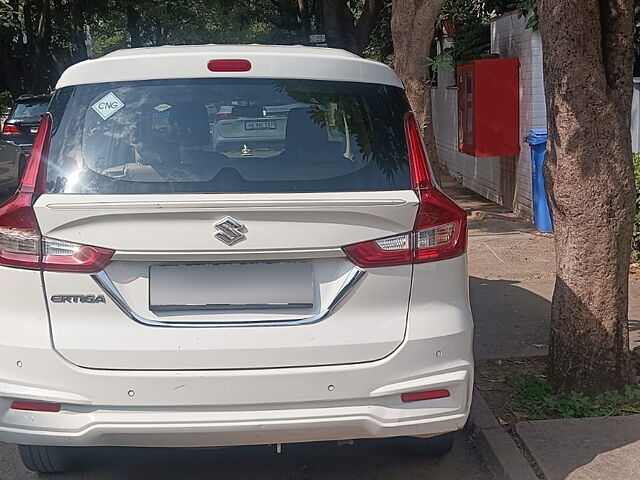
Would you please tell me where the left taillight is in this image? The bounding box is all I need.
[2,124,20,135]
[342,113,467,268]
[0,114,114,273]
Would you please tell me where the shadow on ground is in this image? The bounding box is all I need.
[1,434,491,480]
[516,415,640,480]
[471,276,551,359]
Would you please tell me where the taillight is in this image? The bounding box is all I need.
[2,124,20,135]
[0,114,114,273]
[215,113,237,121]
[342,113,467,268]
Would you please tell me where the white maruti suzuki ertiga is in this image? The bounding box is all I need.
[0,45,473,474]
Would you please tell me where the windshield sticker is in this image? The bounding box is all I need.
[91,92,124,120]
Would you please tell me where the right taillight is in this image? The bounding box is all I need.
[342,112,467,268]
[0,114,115,273]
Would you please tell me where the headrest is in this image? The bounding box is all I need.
[231,105,263,118]
[169,102,210,146]
[285,108,329,151]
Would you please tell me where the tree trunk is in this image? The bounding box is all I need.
[322,0,383,55]
[322,0,351,50]
[126,6,142,48]
[66,0,88,64]
[297,0,311,42]
[31,0,53,93]
[391,0,447,169]
[539,0,637,393]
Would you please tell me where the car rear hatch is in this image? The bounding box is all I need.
[27,77,423,371]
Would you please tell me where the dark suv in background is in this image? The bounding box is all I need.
[1,94,51,154]
[0,94,51,194]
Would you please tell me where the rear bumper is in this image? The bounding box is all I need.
[0,333,473,448]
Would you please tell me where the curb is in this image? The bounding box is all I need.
[467,387,538,480]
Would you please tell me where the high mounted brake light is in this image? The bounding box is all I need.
[0,114,114,273]
[343,113,467,268]
[207,59,252,72]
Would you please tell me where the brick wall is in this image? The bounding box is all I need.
[432,11,547,219]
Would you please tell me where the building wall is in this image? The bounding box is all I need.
[433,11,547,219]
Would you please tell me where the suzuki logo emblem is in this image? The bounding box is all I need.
[214,216,246,245]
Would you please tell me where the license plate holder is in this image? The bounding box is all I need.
[149,262,314,312]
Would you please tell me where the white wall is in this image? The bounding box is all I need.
[433,11,547,219]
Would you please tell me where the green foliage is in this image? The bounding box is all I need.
[0,91,12,115]
[512,374,640,420]
[516,0,539,30]
[633,153,640,261]
[449,17,490,63]
[425,49,455,84]
[436,0,491,64]
[364,0,393,63]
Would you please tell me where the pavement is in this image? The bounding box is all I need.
[516,416,640,480]
[443,176,640,480]
[441,177,640,359]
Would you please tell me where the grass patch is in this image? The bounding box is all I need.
[512,374,640,420]
[477,357,640,426]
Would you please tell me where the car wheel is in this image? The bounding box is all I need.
[401,432,456,458]
[17,445,76,474]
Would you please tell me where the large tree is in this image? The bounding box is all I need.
[391,0,447,166]
[539,0,637,393]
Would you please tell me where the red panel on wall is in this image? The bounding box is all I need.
[457,58,520,157]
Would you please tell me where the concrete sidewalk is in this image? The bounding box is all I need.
[516,415,640,480]
[441,176,640,359]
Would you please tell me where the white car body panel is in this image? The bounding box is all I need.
[56,45,403,89]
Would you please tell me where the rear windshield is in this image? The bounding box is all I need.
[13,100,49,119]
[46,79,411,194]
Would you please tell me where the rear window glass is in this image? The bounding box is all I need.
[46,79,411,194]
[13,100,49,119]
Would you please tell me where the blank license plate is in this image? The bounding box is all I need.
[245,120,277,130]
[149,262,314,312]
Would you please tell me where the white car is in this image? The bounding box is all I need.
[0,45,473,474]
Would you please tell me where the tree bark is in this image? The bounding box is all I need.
[297,0,311,42]
[126,5,142,48]
[322,0,383,55]
[31,0,53,93]
[539,0,637,393]
[391,0,447,170]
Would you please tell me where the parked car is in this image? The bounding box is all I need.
[0,45,473,474]
[1,94,52,154]
[212,102,305,154]
[0,138,25,195]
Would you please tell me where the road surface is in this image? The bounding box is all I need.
[1,433,491,480]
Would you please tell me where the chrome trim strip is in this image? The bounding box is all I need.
[46,199,410,210]
[91,267,366,328]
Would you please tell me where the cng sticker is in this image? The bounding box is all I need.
[91,92,124,120]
